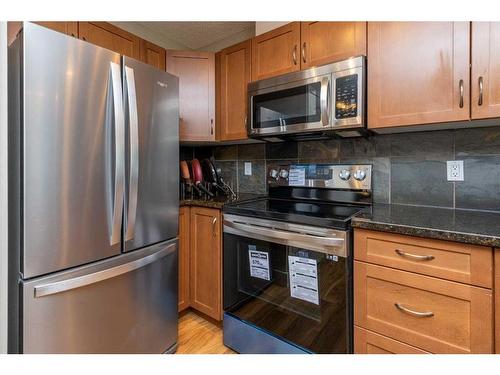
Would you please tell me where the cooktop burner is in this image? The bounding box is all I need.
[224,197,368,229]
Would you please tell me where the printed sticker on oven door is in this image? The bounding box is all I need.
[248,248,270,281]
[288,256,319,305]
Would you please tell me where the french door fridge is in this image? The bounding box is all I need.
[8,22,179,353]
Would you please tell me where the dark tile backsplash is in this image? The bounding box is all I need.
[181,127,500,209]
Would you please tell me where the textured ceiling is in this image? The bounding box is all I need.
[138,21,255,50]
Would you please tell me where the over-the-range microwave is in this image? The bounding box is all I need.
[247,56,365,140]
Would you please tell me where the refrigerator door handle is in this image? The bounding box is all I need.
[109,62,125,246]
[34,242,176,298]
[124,66,139,242]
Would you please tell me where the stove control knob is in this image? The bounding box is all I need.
[269,169,279,179]
[353,169,366,181]
[279,169,289,179]
[339,169,351,181]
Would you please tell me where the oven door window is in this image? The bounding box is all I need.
[252,82,321,130]
[223,232,349,354]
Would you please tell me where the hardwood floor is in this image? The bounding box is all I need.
[176,310,236,354]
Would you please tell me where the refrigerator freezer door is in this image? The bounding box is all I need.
[123,57,179,252]
[20,23,124,278]
[22,239,178,353]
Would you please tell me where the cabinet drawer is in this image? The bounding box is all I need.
[354,261,493,353]
[354,229,493,288]
[354,326,428,354]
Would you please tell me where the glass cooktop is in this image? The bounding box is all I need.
[224,197,368,229]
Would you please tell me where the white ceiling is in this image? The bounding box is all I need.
[114,21,255,51]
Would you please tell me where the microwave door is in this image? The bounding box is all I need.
[249,75,331,137]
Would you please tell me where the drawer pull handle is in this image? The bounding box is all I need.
[395,249,434,261]
[395,303,434,318]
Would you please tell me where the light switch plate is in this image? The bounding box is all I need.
[244,162,252,176]
[447,160,464,181]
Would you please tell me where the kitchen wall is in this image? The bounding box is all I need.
[181,125,500,211]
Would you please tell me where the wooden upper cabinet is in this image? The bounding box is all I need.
[34,22,78,37]
[178,207,190,312]
[368,22,470,129]
[189,207,222,321]
[166,50,215,142]
[219,40,251,141]
[471,22,500,120]
[140,39,166,71]
[78,22,141,59]
[300,22,366,69]
[251,22,300,81]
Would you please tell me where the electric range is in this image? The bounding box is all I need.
[222,163,373,354]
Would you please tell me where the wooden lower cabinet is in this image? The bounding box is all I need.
[354,260,493,353]
[178,207,191,312]
[354,229,493,288]
[354,326,428,354]
[496,250,500,354]
[178,206,222,321]
[190,207,222,320]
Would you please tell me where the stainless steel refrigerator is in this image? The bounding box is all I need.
[8,22,179,353]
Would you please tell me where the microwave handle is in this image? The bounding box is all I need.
[320,77,330,126]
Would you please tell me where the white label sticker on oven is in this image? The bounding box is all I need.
[288,256,319,305]
[288,167,306,186]
[248,248,270,281]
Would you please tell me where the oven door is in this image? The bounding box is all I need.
[223,215,352,354]
[248,75,331,137]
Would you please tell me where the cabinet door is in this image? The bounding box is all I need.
[471,22,500,119]
[166,50,215,142]
[189,207,221,320]
[495,250,500,354]
[354,261,493,354]
[78,22,140,59]
[300,22,366,69]
[368,22,470,129]
[140,39,166,71]
[251,22,300,81]
[34,22,78,37]
[178,207,190,312]
[219,40,251,141]
[354,326,428,354]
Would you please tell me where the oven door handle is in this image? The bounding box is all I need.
[224,219,344,248]
[320,76,330,126]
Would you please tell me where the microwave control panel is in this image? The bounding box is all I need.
[335,74,358,119]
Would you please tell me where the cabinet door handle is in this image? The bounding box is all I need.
[459,79,464,108]
[395,303,434,318]
[212,217,217,237]
[210,118,214,135]
[395,249,435,261]
[301,42,306,63]
[478,76,484,106]
[292,45,298,65]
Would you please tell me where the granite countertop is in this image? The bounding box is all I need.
[352,203,500,247]
[180,193,263,209]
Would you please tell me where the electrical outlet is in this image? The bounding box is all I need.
[447,160,464,181]
[244,162,252,176]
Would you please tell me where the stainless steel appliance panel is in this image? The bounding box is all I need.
[22,239,178,353]
[22,23,123,278]
[123,57,179,252]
